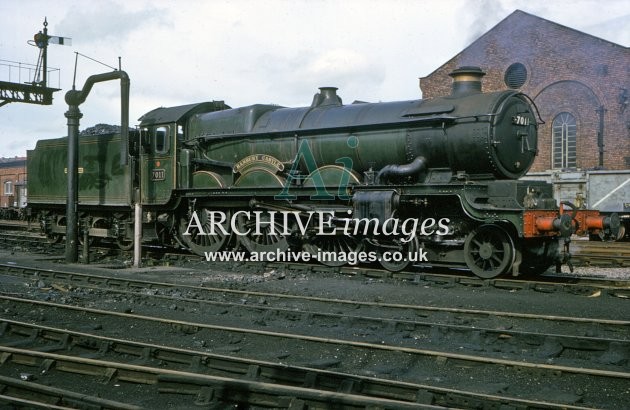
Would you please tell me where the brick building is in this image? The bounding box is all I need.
[0,157,27,212]
[420,10,630,172]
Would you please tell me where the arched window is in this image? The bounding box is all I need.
[552,112,577,169]
[3,181,13,195]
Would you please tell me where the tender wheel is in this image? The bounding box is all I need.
[464,224,515,278]
[236,211,289,254]
[47,234,63,244]
[116,237,134,251]
[78,236,96,246]
[47,216,65,243]
[78,231,97,246]
[303,235,363,267]
[178,208,232,256]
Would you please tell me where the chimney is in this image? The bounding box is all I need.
[449,66,486,96]
[311,87,342,107]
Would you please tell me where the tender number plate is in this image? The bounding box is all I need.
[151,169,166,181]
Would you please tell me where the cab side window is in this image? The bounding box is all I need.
[155,126,169,154]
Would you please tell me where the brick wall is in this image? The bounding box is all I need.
[420,10,630,171]
[0,160,27,208]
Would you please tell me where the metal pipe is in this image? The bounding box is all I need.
[42,19,48,87]
[376,156,427,184]
[64,72,130,166]
[119,72,130,166]
[596,105,605,168]
[82,228,90,264]
[134,189,142,268]
[64,105,82,263]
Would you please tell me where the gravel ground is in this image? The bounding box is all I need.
[553,265,629,278]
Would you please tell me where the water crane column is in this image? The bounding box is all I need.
[64,71,130,263]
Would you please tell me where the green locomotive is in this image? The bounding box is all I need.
[27,67,618,277]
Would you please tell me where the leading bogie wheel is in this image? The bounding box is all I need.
[464,224,515,278]
[377,237,419,272]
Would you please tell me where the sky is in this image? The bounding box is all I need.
[0,0,628,158]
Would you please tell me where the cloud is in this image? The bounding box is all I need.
[459,0,512,45]
[56,1,168,44]
[303,49,385,85]
[0,0,627,160]
[583,13,630,46]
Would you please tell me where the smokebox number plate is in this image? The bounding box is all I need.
[151,169,166,181]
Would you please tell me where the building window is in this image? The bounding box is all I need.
[4,181,13,195]
[552,112,577,169]
[504,62,527,89]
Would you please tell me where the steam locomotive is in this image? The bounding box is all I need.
[27,66,619,278]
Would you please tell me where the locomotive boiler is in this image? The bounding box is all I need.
[188,67,536,182]
[28,66,619,278]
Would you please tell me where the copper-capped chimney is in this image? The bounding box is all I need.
[449,66,486,96]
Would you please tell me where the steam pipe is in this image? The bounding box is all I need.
[64,70,130,263]
[376,156,427,184]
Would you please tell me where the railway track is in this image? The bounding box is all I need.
[0,374,139,410]
[1,318,599,410]
[0,220,37,231]
[1,295,628,409]
[2,267,630,370]
[0,231,53,248]
[310,263,630,297]
[0,346,442,410]
[0,221,630,270]
[1,263,629,350]
[570,241,630,267]
[0,229,630,409]
[4,231,630,297]
[15,256,628,300]
[1,262,629,408]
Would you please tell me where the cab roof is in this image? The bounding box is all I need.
[138,101,230,127]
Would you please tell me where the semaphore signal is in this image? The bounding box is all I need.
[0,17,69,107]
[28,17,71,88]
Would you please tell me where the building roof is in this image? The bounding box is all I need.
[422,9,628,79]
[0,157,26,168]
[505,10,628,49]
[0,157,26,164]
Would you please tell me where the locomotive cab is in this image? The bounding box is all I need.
[137,101,231,206]
[139,124,177,205]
